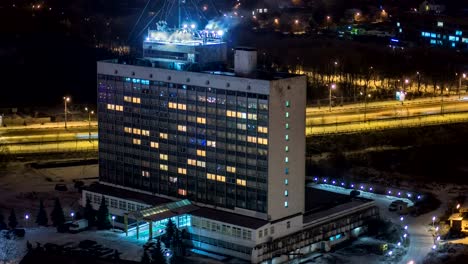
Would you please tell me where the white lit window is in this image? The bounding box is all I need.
[159,133,168,139]
[285,179,288,185]
[284,201,288,208]
[285,101,290,107]
[237,123,247,130]
[197,160,206,167]
[160,164,168,171]
[142,130,150,136]
[150,141,159,148]
[284,190,288,196]
[248,113,257,120]
[177,125,187,132]
[142,171,150,178]
[236,112,247,119]
[285,112,290,118]
[178,168,187,175]
[285,123,289,129]
[285,157,289,163]
[207,140,216,147]
[159,154,168,160]
[285,146,289,152]
[285,135,289,141]
[169,176,178,183]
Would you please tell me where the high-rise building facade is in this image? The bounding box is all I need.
[97,47,306,222]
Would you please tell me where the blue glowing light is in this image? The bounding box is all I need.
[390,38,399,43]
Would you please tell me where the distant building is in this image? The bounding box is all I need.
[84,25,379,263]
[419,1,446,14]
[419,19,468,51]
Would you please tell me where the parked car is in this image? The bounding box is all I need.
[55,184,68,191]
[69,219,89,233]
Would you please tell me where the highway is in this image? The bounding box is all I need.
[307,96,468,125]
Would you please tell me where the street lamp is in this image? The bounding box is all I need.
[329,83,336,111]
[112,215,116,231]
[85,107,94,141]
[63,96,71,129]
[70,212,75,221]
[432,216,436,228]
[459,73,466,98]
[25,214,29,227]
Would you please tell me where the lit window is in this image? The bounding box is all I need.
[178,189,187,196]
[236,179,246,186]
[197,117,206,124]
[107,104,115,110]
[159,133,168,139]
[216,175,226,182]
[285,135,289,141]
[285,157,289,163]
[248,113,257,120]
[237,112,247,119]
[284,190,288,196]
[237,123,247,130]
[133,128,141,135]
[284,201,288,208]
[177,125,187,132]
[285,146,289,152]
[207,173,216,180]
[150,141,159,148]
[132,97,141,104]
[124,96,132,102]
[258,126,268,133]
[124,127,132,133]
[226,110,236,117]
[133,138,141,145]
[168,102,177,109]
[177,103,186,110]
[142,171,150,178]
[285,123,289,129]
[258,138,268,145]
[285,101,290,107]
[160,164,168,171]
[207,140,216,147]
[284,179,288,185]
[247,136,257,143]
[285,112,290,118]
[142,130,150,136]
[159,154,168,160]
[169,176,178,183]
[196,160,206,167]
[187,159,197,166]
[115,105,123,111]
[227,166,236,173]
[437,21,444,27]
[197,149,206,157]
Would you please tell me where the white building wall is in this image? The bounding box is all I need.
[267,76,306,221]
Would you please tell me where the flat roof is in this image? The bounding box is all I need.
[303,188,375,224]
[190,207,268,229]
[99,58,299,81]
[85,183,172,207]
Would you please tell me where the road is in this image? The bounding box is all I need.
[309,183,438,264]
[307,96,468,125]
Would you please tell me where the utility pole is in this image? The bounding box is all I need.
[178,0,181,29]
[63,96,70,129]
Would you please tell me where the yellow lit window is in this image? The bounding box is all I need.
[142,171,150,177]
[226,110,236,117]
[207,173,216,180]
[258,138,268,145]
[197,117,206,124]
[124,96,132,102]
[160,164,168,171]
[248,113,257,120]
[150,141,159,148]
[178,168,187,175]
[227,166,236,173]
[187,159,197,166]
[133,138,141,145]
[133,128,141,135]
[159,154,168,160]
[107,104,115,110]
[115,105,123,111]
[197,149,206,157]
[197,160,206,167]
[177,103,186,110]
[216,175,226,182]
[142,130,150,136]
[247,136,257,143]
[236,179,246,186]
[258,126,268,133]
[207,140,216,147]
[177,125,187,132]
[178,189,187,196]
[132,97,141,104]
[159,133,168,139]
[168,102,177,109]
[124,127,132,133]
